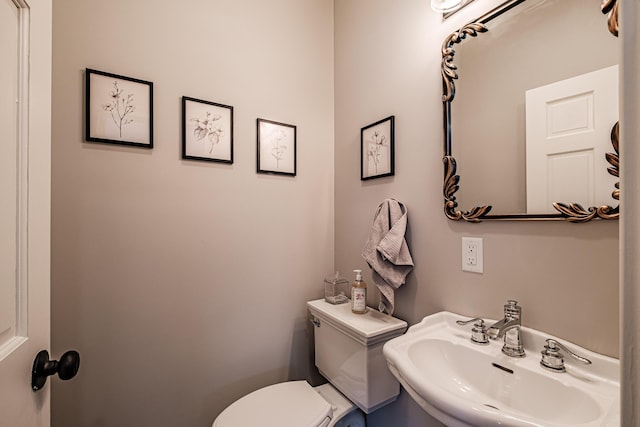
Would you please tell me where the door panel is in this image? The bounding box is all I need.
[0,0,19,353]
[0,0,52,425]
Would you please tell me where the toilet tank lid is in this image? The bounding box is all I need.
[307,299,408,345]
[213,381,332,427]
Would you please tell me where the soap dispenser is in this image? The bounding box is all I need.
[351,269,367,314]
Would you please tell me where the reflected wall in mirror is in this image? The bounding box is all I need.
[442,0,620,222]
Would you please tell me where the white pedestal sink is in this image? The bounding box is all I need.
[382,312,619,427]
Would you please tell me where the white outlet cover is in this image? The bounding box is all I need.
[462,237,483,273]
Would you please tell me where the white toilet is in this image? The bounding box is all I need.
[213,298,408,427]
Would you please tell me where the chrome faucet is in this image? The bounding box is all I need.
[487,300,525,357]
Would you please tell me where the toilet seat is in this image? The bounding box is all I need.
[213,381,333,427]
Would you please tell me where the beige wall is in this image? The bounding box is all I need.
[51,1,334,426]
[51,0,620,426]
[334,0,618,425]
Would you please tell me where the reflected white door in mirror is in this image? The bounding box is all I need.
[526,65,618,215]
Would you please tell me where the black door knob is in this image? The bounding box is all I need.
[31,349,80,391]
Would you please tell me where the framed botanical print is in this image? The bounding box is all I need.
[361,116,394,180]
[257,118,296,176]
[85,68,153,148]
[182,96,234,163]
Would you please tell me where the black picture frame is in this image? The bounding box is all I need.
[182,96,234,163]
[256,118,297,176]
[85,68,153,148]
[361,116,395,180]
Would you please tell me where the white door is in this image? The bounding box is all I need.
[525,65,619,214]
[0,0,52,425]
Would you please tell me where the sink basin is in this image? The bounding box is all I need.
[382,312,619,427]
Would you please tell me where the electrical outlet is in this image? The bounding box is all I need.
[462,237,483,273]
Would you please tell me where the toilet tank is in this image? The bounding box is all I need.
[307,299,407,414]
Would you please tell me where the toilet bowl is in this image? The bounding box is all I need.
[212,299,407,427]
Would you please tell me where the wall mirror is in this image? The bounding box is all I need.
[442,0,620,222]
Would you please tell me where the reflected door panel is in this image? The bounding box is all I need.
[525,65,618,214]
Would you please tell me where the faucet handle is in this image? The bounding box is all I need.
[456,317,489,345]
[540,338,592,372]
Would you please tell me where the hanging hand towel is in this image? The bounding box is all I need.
[362,198,414,315]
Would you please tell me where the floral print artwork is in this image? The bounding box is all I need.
[102,81,135,138]
[182,97,233,163]
[361,116,394,180]
[257,119,296,176]
[190,112,225,154]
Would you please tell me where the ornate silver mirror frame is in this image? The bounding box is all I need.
[442,0,620,222]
